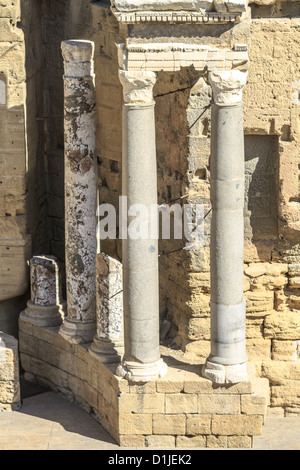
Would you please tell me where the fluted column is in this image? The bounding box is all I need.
[203,70,249,384]
[116,70,167,382]
[59,40,97,344]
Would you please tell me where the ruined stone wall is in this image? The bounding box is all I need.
[0,0,47,335]
[90,2,300,411]
[0,0,299,411]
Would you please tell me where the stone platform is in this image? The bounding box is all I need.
[18,314,268,448]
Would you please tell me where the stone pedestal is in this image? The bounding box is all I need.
[203,70,249,384]
[20,256,64,327]
[89,253,124,363]
[116,70,167,382]
[59,40,97,344]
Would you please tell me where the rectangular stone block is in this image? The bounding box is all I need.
[212,415,263,436]
[129,382,156,394]
[198,394,240,415]
[165,393,198,414]
[157,380,184,394]
[153,414,186,435]
[241,395,267,416]
[206,435,228,448]
[186,414,211,435]
[145,435,176,448]
[183,374,214,394]
[118,393,165,414]
[119,435,146,447]
[119,414,153,435]
[271,340,300,361]
[227,435,252,448]
[176,435,206,448]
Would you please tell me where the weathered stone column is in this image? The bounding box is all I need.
[203,70,249,384]
[20,256,64,327]
[59,40,97,344]
[116,70,168,382]
[89,253,124,363]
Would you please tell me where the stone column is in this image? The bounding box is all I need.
[89,253,124,363]
[203,70,249,384]
[59,40,97,344]
[116,70,167,382]
[20,256,64,327]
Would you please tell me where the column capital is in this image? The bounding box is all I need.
[209,70,248,105]
[119,70,157,105]
[61,40,94,78]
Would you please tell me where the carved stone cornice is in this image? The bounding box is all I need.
[111,0,248,23]
[111,9,243,24]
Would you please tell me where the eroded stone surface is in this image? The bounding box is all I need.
[96,253,123,340]
[209,70,248,104]
[111,0,247,13]
[30,256,61,307]
[118,70,157,104]
[59,40,97,343]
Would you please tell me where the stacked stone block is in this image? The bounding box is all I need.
[18,318,267,448]
[0,1,31,305]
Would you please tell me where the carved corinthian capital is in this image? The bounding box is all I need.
[119,70,157,105]
[209,70,248,105]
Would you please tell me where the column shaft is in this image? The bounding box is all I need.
[59,40,97,344]
[210,102,247,365]
[203,70,249,384]
[116,70,167,382]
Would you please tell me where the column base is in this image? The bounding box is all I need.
[59,318,96,344]
[20,301,65,328]
[116,358,168,383]
[202,360,250,384]
[89,336,124,364]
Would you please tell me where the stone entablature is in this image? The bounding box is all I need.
[117,42,248,72]
[111,0,249,23]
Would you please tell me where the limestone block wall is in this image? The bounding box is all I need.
[0,1,29,309]
[18,318,268,448]
[0,0,47,335]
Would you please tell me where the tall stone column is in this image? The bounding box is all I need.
[116,70,167,382]
[203,70,249,384]
[20,256,64,327]
[89,253,124,363]
[59,40,97,344]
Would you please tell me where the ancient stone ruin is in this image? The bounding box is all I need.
[0,0,299,449]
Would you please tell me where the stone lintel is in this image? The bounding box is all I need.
[117,42,248,73]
